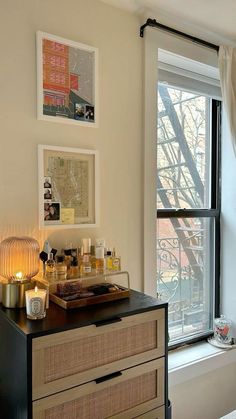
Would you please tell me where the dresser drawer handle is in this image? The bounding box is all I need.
[94,317,122,327]
[95,371,122,384]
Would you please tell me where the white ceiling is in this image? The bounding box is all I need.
[101,0,236,41]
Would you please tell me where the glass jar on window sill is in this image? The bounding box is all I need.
[214,315,232,344]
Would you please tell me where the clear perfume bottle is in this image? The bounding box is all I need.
[77,247,83,271]
[112,248,121,271]
[82,238,91,255]
[90,245,97,272]
[64,249,72,276]
[55,255,67,280]
[105,249,113,271]
[45,252,56,280]
[80,254,92,276]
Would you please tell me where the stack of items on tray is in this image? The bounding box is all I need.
[56,281,121,302]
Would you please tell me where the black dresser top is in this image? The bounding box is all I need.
[0,290,167,339]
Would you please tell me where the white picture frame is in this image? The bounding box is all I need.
[38,145,100,229]
[36,31,98,127]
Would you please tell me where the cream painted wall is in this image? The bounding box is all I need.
[1,2,236,418]
[0,0,143,290]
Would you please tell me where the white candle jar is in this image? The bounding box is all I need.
[25,287,47,320]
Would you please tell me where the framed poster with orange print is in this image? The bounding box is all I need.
[36,31,98,127]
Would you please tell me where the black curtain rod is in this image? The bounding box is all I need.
[140,18,219,52]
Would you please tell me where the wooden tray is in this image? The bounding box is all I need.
[49,287,130,310]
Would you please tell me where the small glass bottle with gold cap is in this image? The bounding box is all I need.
[112,248,121,271]
[45,252,56,280]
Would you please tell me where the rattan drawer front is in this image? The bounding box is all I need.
[33,358,164,419]
[135,406,165,419]
[33,309,165,399]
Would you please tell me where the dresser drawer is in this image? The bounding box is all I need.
[33,358,164,419]
[135,406,165,419]
[32,309,165,399]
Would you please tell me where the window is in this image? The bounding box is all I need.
[157,75,221,346]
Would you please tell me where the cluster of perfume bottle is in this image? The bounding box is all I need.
[45,238,121,281]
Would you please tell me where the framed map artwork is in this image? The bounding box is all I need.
[36,31,98,127]
[38,145,99,229]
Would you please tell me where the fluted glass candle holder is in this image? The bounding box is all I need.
[0,236,40,308]
[0,236,40,281]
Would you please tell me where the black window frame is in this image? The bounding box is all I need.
[156,94,222,349]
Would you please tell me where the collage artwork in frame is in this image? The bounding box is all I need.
[37,31,98,126]
[38,145,99,229]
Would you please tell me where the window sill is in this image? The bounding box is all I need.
[169,341,236,387]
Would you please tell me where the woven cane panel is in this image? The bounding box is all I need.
[45,370,157,419]
[44,321,157,383]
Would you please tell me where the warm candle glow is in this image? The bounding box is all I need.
[25,286,47,320]
[15,271,23,280]
[13,271,25,282]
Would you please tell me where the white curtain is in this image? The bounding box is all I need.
[219,46,236,154]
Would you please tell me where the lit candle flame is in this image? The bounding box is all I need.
[15,271,23,280]
[35,286,38,293]
[13,271,25,282]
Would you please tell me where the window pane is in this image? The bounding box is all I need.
[157,84,211,209]
[156,217,214,344]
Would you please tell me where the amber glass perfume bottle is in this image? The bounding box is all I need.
[95,246,105,274]
[55,255,67,280]
[45,252,56,280]
[70,257,79,278]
